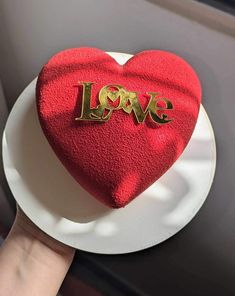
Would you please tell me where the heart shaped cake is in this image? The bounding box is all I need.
[36,47,201,208]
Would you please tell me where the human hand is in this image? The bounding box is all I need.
[13,206,75,255]
[0,206,75,296]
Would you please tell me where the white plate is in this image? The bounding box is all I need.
[2,52,216,254]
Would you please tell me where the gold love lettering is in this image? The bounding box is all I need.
[75,82,173,124]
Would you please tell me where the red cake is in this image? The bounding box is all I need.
[36,47,201,208]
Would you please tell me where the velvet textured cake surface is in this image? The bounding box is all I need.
[36,47,201,208]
